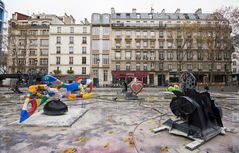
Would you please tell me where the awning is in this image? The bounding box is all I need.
[112,71,149,79]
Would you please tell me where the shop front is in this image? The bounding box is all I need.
[112,71,149,84]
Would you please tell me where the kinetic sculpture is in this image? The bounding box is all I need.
[154,73,224,150]
[20,75,93,123]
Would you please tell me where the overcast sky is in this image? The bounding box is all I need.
[3,0,239,23]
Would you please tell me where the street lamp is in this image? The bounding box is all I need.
[97,58,100,87]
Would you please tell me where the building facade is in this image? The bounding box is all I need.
[232,51,239,81]
[7,12,74,74]
[48,22,91,77]
[91,13,112,86]
[110,8,232,86]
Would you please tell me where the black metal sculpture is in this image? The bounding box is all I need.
[43,100,68,115]
[154,73,224,150]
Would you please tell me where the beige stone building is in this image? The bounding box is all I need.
[7,12,75,74]
[110,8,232,86]
[91,13,111,86]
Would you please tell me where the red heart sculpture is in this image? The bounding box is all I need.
[129,81,144,95]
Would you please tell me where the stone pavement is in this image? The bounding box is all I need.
[0,88,239,153]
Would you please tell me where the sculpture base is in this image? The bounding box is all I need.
[125,92,142,100]
[19,108,87,127]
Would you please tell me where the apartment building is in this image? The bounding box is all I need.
[7,12,74,74]
[110,8,232,86]
[48,21,91,77]
[232,51,239,81]
[91,13,111,86]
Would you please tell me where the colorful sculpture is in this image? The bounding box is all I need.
[129,78,144,95]
[20,75,93,123]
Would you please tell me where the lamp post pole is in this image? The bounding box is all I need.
[97,58,100,87]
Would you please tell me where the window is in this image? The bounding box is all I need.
[143,41,147,48]
[102,40,110,50]
[102,55,109,64]
[83,27,87,33]
[150,41,155,48]
[177,32,182,38]
[126,31,131,37]
[92,40,99,50]
[233,68,236,73]
[56,57,60,64]
[167,41,173,48]
[40,39,48,46]
[30,50,37,56]
[217,63,221,70]
[40,49,48,56]
[82,67,86,74]
[167,32,173,38]
[29,59,37,65]
[143,52,148,60]
[40,30,48,35]
[159,51,164,60]
[29,30,37,35]
[150,31,155,37]
[103,27,109,35]
[56,37,61,44]
[216,52,222,60]
[82,37,87,44]
[103,70,108,81]
[69,36,74,44]
[143,31,147,37]
[40,59,48,65]
[136,31,140,37]
[93,70,98,78]
[126,63,130,71]
[93,54,99,64]
[136,41,140,48]
[197,51,203,60]
[18,59,26,65]
[198,63,202,70]
[177,64,182,71]
[125,51,131,60]
[136,51,141,60]
[176,51,182,60]
[168,64,172,71]
[136,63,140,71]
[30,39,37,46]
[69,57,74,64]
[136,14,141,19]
[92,27,100,35]
[233,61,236,66]
[187,64,192,70]
[70,27,74,33]
[167,51,173,60]
[19,39,26,46]
[159,63,163,70]
[115,31,121,36]
[69,47,74,54]
[115,51,121,60]
[136,21,140,26]
[116,63,120,71]
[57,27,61,33]
[187,51,193,60]
[82,47,86,54]
[126,42,130,49]
[56,47,61,54]
[159,31,164,38]
[159,41,164,48]
[143,63,147,70]
[82,57,86,64]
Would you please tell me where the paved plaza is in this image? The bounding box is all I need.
[0,87,239,153]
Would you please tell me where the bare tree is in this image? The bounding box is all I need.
[176,23,200,76]
[201,12,232,83]
[217,6,239,50]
